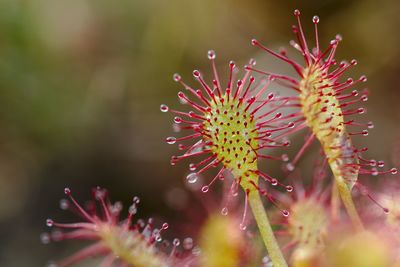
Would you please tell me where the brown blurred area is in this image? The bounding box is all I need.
[0,0,399,266]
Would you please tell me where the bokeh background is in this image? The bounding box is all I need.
[0,0,399,266]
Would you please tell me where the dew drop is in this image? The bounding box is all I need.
[111,201,123,214]
[286,185,294,192]
[377,161,385,168]
[270,179,278,186]
[371,168,379,176]
[133,196,140,204]
[40,233,51,244]
[173,238,181,246]
[383,208,390,214]
[281,154,289,162]
[282,210,290,217]
[162,223,169,230]
[160,104,169,113]
[391,168,398,175]
[189,163,197,171]
[313,15,319,23]
[166,137,177,144]
[360,75,367,82]
[183,237,194,250]
[174,116,182,124]
[351,59,358,65]
[357,108,365,114]
[95,188,106,200]
[294,9,300,16]
[362,130,369,136]
[137,219,145,228]
[129,204,137,215]
[207,50,216,60]
[46,219,54,227]
[286,163,295,171]
[201,185,209,193]
[64,187,71,195]
[193,70,200,78]
[283,140,291,146]
[186,173,198,184]
[173,73,181,82]
[178,91,185,99]
[59,199,69,210]
[339,61,347,67]
[221,207,229,216]
[251,38,258,46]
[367,122,374,129]
[173,123,181,132]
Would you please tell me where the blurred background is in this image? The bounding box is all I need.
[0,0,399,266]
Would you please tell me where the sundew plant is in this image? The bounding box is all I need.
[42,9,400,267]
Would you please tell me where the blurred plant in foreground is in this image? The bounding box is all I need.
[43,187,196,267]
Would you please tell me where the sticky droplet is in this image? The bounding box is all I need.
[186,173,198,184]
[207,50,216,60]
[201,185,209,193]
[59,199,69,210]
[160,104,169,112]
[286,185,293,192]
[46,219,54,227]
[173,238,180,246]
[166,137,177,144]
[189,163,196,171]
[64,187,71,195]
[40,233,51,244]
[221,207,228,216]
[173,73,181,82]
[282,210,290,217]
[133,196,140,204]
[174,116,182,124]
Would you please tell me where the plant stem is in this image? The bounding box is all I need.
[330,181,340,223]
[336,179,364,230]
[248,190,288,267]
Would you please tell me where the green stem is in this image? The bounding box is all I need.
[248,190,288,267]
[330,181,340,223]
[336,179,364,230]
